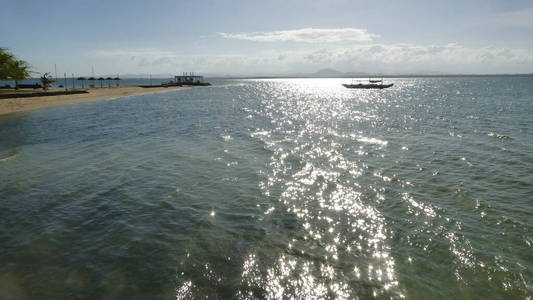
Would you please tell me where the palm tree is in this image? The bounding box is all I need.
[97,77,105,88]
[77,77,86,88]
[40,72,55,90]
[106,77,113,88]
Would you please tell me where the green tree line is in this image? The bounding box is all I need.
[0,48,31,89]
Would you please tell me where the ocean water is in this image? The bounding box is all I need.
[0,77,531,299]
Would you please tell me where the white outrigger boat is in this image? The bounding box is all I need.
[342,78,393,89]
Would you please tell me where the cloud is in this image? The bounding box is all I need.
[89,49,280,74]
[292,43,533,73]
[493,9,533,27]
[219,28,379,43]
[91,49,175,59]
[90,43,533,75]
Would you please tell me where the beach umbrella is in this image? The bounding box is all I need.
[106,77,113,88]
[77,77,86,88]
[113,77,121,87]
[97,77,105,88]
[88,77,96,87]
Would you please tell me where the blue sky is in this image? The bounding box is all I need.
[2,0,533,76]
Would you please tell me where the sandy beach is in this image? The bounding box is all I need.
[0,86,192,115]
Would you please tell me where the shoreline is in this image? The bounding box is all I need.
[0,86,194,116]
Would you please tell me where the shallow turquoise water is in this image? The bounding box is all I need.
[0,77,532,299]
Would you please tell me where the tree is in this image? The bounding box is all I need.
[40,72,55,90]
[0,48,31,89]
[0,48,15,80]
[8,59,31,89]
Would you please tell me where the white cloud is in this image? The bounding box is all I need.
[493,9,533,27]
[219,27,379,43]
[89,49,280,74]
[290,43,533,73]
[90,43,533,75]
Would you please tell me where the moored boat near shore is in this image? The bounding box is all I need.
[174,73,211,86]
[138,73,211,88]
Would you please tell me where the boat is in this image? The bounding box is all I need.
[342,82,393,89]
[139,73,211,88]
[342,78,393,89]
[173,73,211,86]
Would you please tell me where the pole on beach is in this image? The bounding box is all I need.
[150,74,152,86]
[64,73,67,91]
[72,74,75,89]
[92,66,95,87]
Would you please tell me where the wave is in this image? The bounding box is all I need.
[488,132,512,140]
[0,153,17,162]
[0,147,21,162]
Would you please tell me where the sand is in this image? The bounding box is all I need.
[0,86,193,115]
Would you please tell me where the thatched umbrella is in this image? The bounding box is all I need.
[97,77,105,88]
[77,77,86,88]
[88,77,96,88]
[113,76,121,87]
[106,77,113,88]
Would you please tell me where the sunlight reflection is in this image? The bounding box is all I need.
[245,79,405,298]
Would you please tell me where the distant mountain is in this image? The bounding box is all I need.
[311,68,345,77]
[344,71,371,77]
[304,68,373,78]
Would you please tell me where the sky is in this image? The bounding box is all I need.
[2,0,533,76]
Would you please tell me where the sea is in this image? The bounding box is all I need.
[0,77,531,299]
